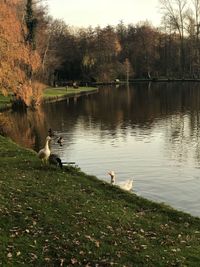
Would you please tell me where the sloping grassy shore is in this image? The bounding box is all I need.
[0,135,200,266]
[0,87,97,110]
[43,86,97,98]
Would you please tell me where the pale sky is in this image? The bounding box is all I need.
[46,0,162,28]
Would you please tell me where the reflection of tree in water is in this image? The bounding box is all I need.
[2,82,200,164]
[156,83,200,165]
[55,82,200,164]
[0,114,14,138]
[163,114,191,163]
[0,106,47,150]
[42,85,156,144]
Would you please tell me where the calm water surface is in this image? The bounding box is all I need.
[2,82,200,217]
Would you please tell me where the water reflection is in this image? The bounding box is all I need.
[1,82,200,216]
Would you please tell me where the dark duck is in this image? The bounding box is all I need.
[48,154,63,168]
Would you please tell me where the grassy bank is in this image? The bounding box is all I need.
[0,93,12,110]
[1,135,200,266]
[0,87,97,110]
[43,86,97,99]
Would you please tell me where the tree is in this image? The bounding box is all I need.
[159,0,189,75]
[83,25,122,82]
[25,0,38,49]
[0,0,41,107]
[187,0,200,76]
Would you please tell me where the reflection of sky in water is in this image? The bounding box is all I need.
[2,82,200,217]
[51,112,200,218]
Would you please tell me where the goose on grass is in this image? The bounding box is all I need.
[38,136,51,163]
[48,154,63,168]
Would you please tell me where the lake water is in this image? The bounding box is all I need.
[2,82,200,217]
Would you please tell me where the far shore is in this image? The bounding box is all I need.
[0,86,98,111]
[1,79,200,111]
[43,86,98,103]
[92,78,200,86]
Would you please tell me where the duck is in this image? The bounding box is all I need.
[38,136,51,163]
[57,136,64,146]
[48,128,55,137]
[108,171,133,191]
[48,153,63,168]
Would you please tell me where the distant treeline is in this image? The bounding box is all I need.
[1,0,200,105]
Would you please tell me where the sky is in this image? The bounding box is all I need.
[46,0,162,28]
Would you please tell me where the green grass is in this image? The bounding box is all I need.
[0,87,97,110]
[0,135,200,266]
[0,94,12,110]
[43,86,97,98]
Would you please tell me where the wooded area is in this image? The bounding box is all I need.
[1,0,200,106]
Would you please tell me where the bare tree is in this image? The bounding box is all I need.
[192,0,200,75]
[159,0,189,75]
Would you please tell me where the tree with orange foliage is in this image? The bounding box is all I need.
[0,0,41,108]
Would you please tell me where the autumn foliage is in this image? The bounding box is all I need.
[0,0,41,106]
[2,0,200,103]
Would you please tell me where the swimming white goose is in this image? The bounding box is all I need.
[38,136,51,163]
[108,171,133,191]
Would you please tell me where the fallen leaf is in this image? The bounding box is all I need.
[71,258,78,264]
[7,252,12,258]
[60,259,65,266]
[16,251,21,256]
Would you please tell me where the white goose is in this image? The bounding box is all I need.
[108,171,133,191]
[38,136,51,163]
